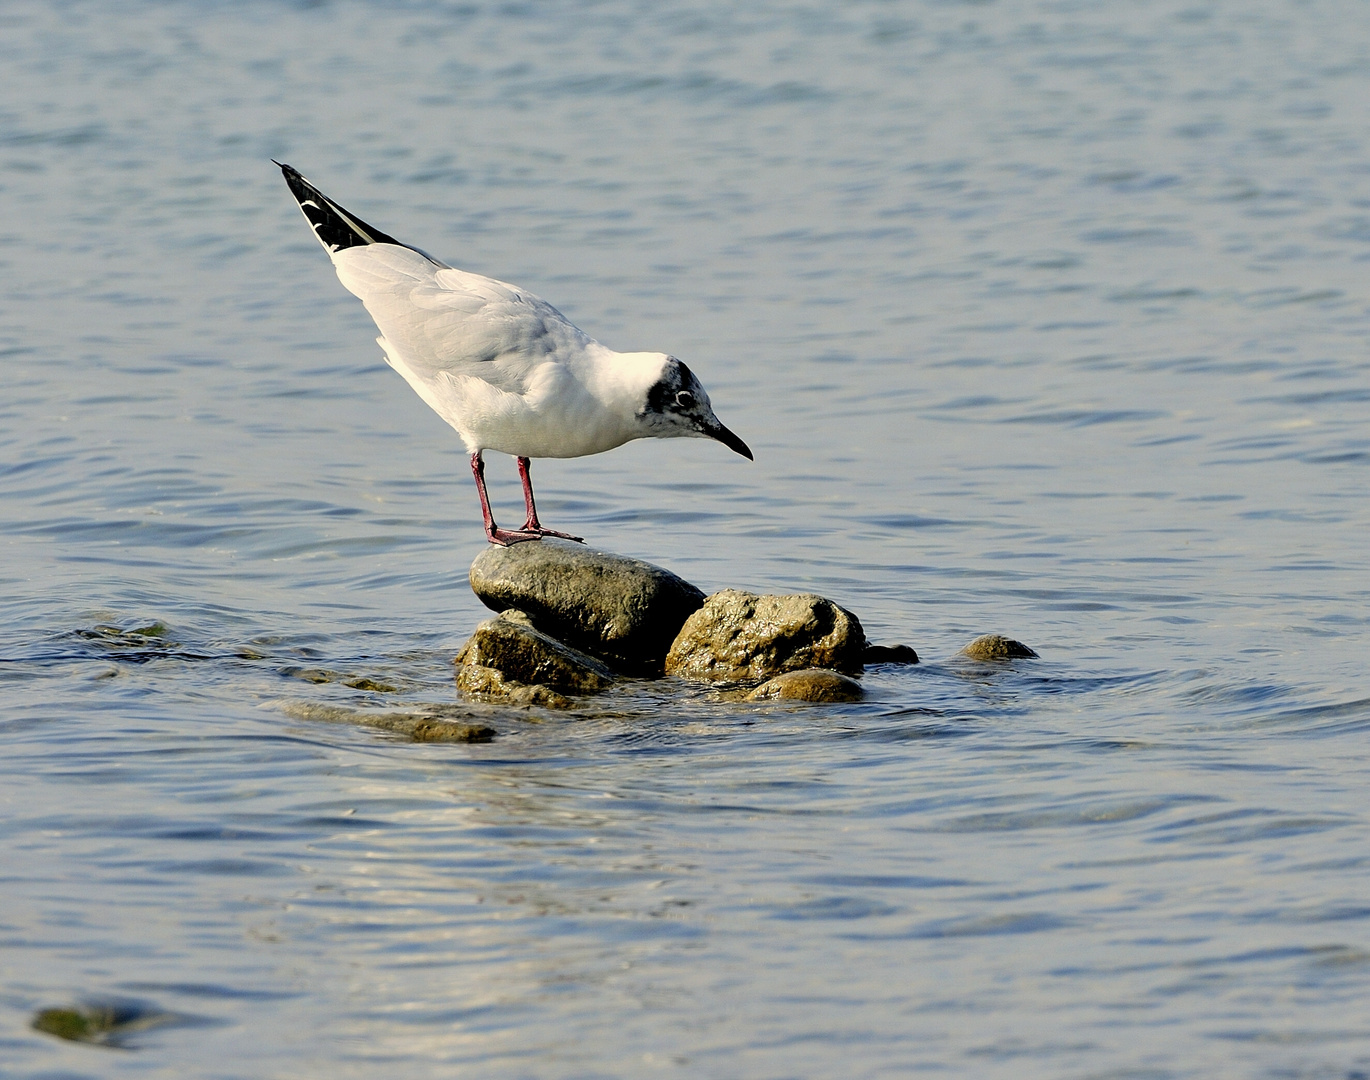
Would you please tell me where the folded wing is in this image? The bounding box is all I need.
[331,244,593,397]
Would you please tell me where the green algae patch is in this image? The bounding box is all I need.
[31,1002,188,1047]
[33,1006,111,1043]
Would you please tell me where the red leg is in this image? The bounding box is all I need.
[516,457,583,542]
[471,451,543,546]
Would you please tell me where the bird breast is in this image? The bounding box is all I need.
[388,348,644,459]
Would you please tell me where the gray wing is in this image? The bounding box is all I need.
[331,244,591,395]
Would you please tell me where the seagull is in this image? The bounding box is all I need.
[275,162,752,545]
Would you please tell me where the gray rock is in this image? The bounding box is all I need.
[665,589,866,682]
[747,668,865,703]
[959,634,1039,660]
[469,540,705,675]
[454,611,615,696]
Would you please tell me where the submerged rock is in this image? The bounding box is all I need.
[665,589,866,682]
[470,540,705,674]
[455,663,573,709]
[282,702,497,742]
[747,668,865,703]
[277,666,400,692]
[31,1001,189,1047]
[32,1005,127,1045]
[454,610,616,698]
[863,643,919,665]
[408,717,499,742]
[959,634,1039,661]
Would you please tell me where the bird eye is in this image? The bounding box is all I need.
[675,390,696,409]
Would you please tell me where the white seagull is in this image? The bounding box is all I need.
[275,162,752,545]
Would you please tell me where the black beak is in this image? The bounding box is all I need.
[704,417,753,460]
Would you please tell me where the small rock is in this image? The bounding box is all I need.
[665,589,866,682]
[470,540,705,675]
[960,634,1039,660]
[864,643,919,665]
[455,612,615,695]
[747,668,865,703]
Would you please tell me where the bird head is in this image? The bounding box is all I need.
[637,356,753,459]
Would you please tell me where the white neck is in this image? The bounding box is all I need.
[579,345,668,413]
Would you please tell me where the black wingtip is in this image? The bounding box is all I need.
[275,162,406,254]
[274,162,450,267]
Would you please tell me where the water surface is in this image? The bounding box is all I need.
[3,1,1370,1076]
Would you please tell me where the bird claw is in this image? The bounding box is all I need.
[487,528,546,546]
[486,527,585,546]
[523,526,585,543]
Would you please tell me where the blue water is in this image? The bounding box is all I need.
[3,1,1370,1076]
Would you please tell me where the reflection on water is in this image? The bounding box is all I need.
[4,0,1370,1076]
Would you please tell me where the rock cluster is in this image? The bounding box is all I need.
[453,542,1029,710]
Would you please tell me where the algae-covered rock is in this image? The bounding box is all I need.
[959,634,1039,660]
[469,540,705,674]
[863,644,919,665]
[665,589,866,682]
[747,668,865,703]
[454,611,615,696]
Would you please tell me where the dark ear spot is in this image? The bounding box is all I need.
[642,358,687,416]
[644,378,672,415]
